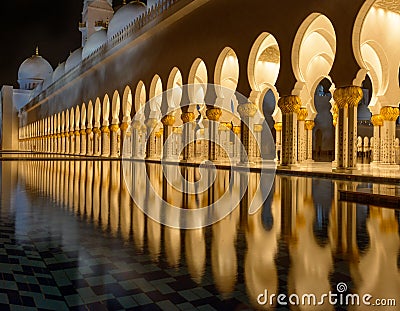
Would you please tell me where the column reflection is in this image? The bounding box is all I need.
[12,159,400,311]
[245,176,281,309]
[349,207,400,311]
[288,177,334,311]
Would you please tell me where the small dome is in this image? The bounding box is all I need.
[146,0,160,8]
[18,50,53,87]
[82,30,107,59]
[52,62,65,83]
[65,48,82,73]
[107,1,146,40]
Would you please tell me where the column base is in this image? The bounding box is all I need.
[378,163,400,170]
[370,161,381,168]
[277,163,299,170]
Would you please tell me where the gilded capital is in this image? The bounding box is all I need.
[305,120,315,130]
[237,103,258,118]
[161,115,175,126]
[93,127,101,135]
[371,114,383,126]
[120,122,129,131]
[297,108,308,121]
[110,124,120,132]
[80,129,87,135]
[86,128,93,134]
[274,122,282,132]
[333,86,363,108]
[233,126,241,134]
[206,108,222,121]
[181,112,196,123]
[278,95,301,114]
[332,103,339,114]
[380,106,399,121]
[101,126,110,133]
[74,130,80,136]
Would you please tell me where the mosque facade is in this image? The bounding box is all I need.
[1,0,399,169]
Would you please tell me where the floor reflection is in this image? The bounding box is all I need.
[3,160,399,310]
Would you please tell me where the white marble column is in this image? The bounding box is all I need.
[80,126,87,156]
[380,106,399,166]
[161,115,175,160]
[180,112,196,162]
[333,86,363,169]
[274,122,282,163]
[370,114,382,165]
[278,96,301,166]
[120,121,131,157]
[297,108,308,163]
[101,125,110,157]
[131,121,142,159]
[69,129,75,155]
[110,124,121,158]
[237,103,258,164]
[206,108,223,162]
[74,129,81,155]
[93,127,101,156]
[145,118,158,160]
[305,120,315,162]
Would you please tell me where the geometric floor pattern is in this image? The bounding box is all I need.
[0,204,250,311]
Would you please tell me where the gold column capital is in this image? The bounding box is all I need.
[371,114,383,126]
[237,102,257,118]
[110,124,120,132]
[233,126,241,134]
[161,115,175,126]
[297,108,308,121]
[333,86,363,108]
[101,126,110,133]
[74,130,80,136]
[181,112,196,123]
[305,120,315,130]
[93,127,101,135]
[274,122,282,131]
[120,122,129,131]
[380,106,399,121]
[278,95,301,114]
[206,108,222,121]
[80,129,87,135]
[86,128,93,135]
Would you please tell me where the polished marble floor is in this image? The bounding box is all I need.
[0,158,399,310]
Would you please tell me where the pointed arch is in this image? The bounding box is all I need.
[135,81,147,115]
[122,85,133,120]
[102,94,110,126]
[111,90,121,123]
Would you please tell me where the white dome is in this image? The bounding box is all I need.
[146,0,160,8]
[65,48,82,73]
[107,1,147,40]
[18,54,53,83]
[53,62,65,83]
[82,30,107,59]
